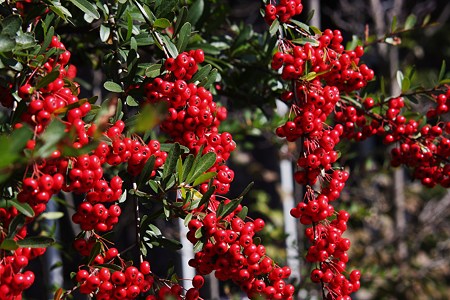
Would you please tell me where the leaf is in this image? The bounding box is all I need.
[217,198,242,219]
[186,152,216,184]
[100,24,111,42]
[35,70,60,89]
[194,227,203,239]
[126,95,139,106]
[36,119,66,158]
[39,26,54,55]
[160,34,179,58]
[401,76,410,92]
[269,18,280,36]
[438,60,446,82]
[237,205,248,220]
[193,172,217,187]
[199,68,218,89]
[50,3,72,21]
[68,0,100,20]
[145,63,162,78]
[7,214,25,238]
[186,0,204,26]
[291,37,320,47]
[198,185,215,208]
[174,6,188,35]
[87,242,102,265]
[137,155,156,189]
[17,236,55,248]
[11,200,35,218]
[153,18,171,29]
[162,143,181,179]
[176,22,191,52]
[181,154,194,183]
[0,35,16,52]
[1,15,21,37]
[391,15,398,32]
[104,81,123,93]
[10,125,33,151]
[404,14,417,30]
[0,238,18,250]
[39,211,64,220]
[193,240,204,252]
[190,64,211,83]
[238,182,254,198]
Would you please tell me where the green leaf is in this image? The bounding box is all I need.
[36,119,66,158]
[438,60,446,82]
[11,200,35,218]
[190,64,211,83]
[10,126,33,151]
[15,32,36,50]
[199,68,218,89]
[291,37,320,47]
[162,143,181,179]
[193,240,204,252]
[194,227,203,239]
[193,172,216,187]
[39,26,54,54]
[237,205,248,220]
[401,76,410,92]
[1,15,21,37]
[269,18,280,36]
[155,0,177,18]
[100,24,111,42]
[404,14,417,30]
[36,70,60,89]
[39,212,64,220]
[198,185,215,208]
[174,6,188,35]
[145,63,162,78]
[87,242,102,265]
[153,18,171,29]
[238,182,254,198]
[50,3,72,20]
[289,19,311,33]
[0,34,16,52]
[160,34,178,58]
[7,214,25,238]
[181,154,194,183]
[68,0,100,20]
[104,81,123,93]
[391,15,398,32]
[186,0,204,26]
[217,198,242,219]
[17,236,55,248]
[126,95,139,106]
[186,152,216,184]
[0,238,18,250]
[137,155,156,189]
[176,22,191,52]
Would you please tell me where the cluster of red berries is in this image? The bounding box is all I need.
[269,17,374,297]
[264,0,303,24]
[144,51,236,195]
[73,241,153,299]
[187,214,295,299]
[0,247,45,300]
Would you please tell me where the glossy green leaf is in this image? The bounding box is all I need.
[162,143,181,179]
[198,185,215,209]
[193,172,217,187]
[199,68,218,89]
[145,63,162,78]
[1,15,21,37]
[153,18,171,29]
[11,200,35,218]
[190,64,211,83]
[68,0,100,20]
[36,119,66,158]
[174,7,188,35]
[0,238,18,250]
[269,18,279,36]
[186,152,216,184]
[217,198,242,219]
[35,70,60,90]
[181,154,194,183]
[137,155,156,189]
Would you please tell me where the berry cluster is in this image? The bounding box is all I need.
[144,51,236,195]
[270,20,372,299]
[264,0,303,24]
[187,214,295,299]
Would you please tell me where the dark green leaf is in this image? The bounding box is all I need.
[176,22,191,52]
[198,185,215,208]
[186,152,216,184]
[237,205,248,220]
[186,0,204,26]
[7,214,25,238]
[190,64,211,84]
[174,7,188,35]
[68,0,100,20]
[181,154,194,183]
[155,0,177,18]
[39,26,54,55]
[238,182,254,198]
[17,236,54,248]
[87,242,102,265]
[137,155,156,189]
[10,126,33,151]
[163,143,181,179]
[104,81,123,93]
[1,15,21,37]
[36,71,60,89]
[0,238,18,250]
[199,68,218,89]
[217,198,242,219]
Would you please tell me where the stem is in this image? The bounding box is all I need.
[132,182,144,264]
